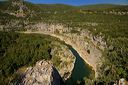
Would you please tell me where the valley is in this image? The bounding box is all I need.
[0,0,128,85]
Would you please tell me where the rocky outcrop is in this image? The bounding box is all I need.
[7,0,29,17]
[114,78,128,85]
[50,42,75,80]
[0,0,31,31]
[27,23,71,33]
[17,60,63,85]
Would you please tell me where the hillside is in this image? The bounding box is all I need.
[80,4,122,10]
[0,0,128,85]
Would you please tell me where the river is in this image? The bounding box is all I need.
[65,45,92,85]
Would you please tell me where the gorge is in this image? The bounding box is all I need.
[21,29,101,84]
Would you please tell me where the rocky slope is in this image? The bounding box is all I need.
[2,0,30,17]
[16,60,63,85]
[0,0,32,31]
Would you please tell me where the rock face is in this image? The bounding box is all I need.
[50,42,75,80]
[19,60,63,85]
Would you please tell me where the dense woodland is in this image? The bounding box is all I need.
[0,0,128,85]
[0,32,60,84]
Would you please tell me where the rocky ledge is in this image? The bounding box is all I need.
[16,60,63,85]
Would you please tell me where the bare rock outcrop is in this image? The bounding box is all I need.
[17,60,63,85]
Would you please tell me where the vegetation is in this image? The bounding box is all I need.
[0,31,61,84]
[0,0,128,84]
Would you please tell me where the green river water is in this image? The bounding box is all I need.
[65,45,93,85]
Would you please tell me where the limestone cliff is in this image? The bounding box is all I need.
[16,60,63,85]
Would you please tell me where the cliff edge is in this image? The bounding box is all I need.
[16,60,63,85]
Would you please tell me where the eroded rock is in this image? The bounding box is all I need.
[17,60,63,85]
